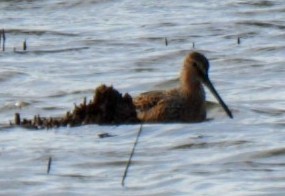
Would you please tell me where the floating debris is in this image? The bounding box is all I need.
[12,85,139,129]
[98,133,115,138]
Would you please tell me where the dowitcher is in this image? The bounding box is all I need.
[134,51,233,123]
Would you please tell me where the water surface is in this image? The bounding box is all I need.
[0,0,284,195]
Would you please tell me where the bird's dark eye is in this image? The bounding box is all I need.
[194,63,205,76]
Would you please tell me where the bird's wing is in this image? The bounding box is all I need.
[133,90,166,111]
[135,94,184,122]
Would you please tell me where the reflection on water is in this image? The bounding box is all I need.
[0,0,285,195]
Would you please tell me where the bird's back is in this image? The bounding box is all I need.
[133,87,206,123]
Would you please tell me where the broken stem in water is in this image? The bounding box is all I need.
[121,124,143,187]
[2,29,5,51]
[47,156,52,174]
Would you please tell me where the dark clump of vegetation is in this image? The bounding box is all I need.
[12,85,139,129]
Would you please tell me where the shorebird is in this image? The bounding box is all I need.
[133,51,233,123]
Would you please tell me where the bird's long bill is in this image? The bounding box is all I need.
[204,77,233,119]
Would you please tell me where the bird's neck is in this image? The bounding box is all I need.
[180,67,204,96]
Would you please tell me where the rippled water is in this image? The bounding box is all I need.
[0,0,284,195]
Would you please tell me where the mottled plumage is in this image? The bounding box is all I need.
[133,52,233,123]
